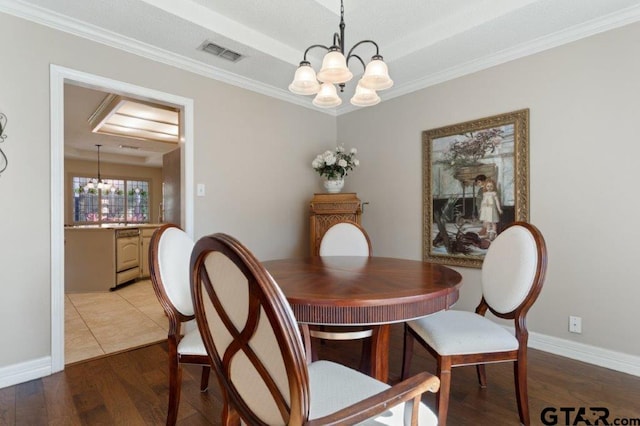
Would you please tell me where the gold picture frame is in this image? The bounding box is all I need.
[423,109,529,268]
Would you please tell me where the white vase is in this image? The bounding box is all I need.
[323,177,345,193]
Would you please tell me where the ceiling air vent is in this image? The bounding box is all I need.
[200,41,244,62]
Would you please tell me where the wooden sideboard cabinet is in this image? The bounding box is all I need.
[309,193,362,256]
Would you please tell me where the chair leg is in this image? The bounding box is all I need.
[310,341,319,362]
[436,357,452,426]
[514,359,530,425]
[200,365,211,392]
[476,364,487,388]
[359,337,372,374]
[167,358,181,426]
[401,324,414,380]
[222,401,241,426]
[298,324,314,363]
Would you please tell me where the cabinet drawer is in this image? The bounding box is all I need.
[117,267,140,285]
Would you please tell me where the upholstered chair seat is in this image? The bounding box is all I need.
[308,360,438,425]
[176,322,207,355]
[407,310,518,355]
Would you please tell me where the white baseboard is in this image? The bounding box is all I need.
[527,331,640,377]
[0,356,51,389]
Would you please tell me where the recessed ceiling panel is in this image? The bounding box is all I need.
[89,95,180,144]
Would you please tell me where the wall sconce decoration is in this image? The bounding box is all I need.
[0,113,7,176]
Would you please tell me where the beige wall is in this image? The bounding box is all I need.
[0,12,335,370]
[2,8,639,383]
[338,22,640,358]
[64,159,163,225]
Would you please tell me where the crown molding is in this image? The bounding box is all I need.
[2,0,639,117]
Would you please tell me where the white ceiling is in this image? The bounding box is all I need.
[4,0,640,165]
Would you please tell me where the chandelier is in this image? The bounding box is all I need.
[86,144,111,191]
[288,0,393,108]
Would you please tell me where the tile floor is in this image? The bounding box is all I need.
[65,279,168,365]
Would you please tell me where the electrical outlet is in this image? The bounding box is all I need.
[569,316,582,334]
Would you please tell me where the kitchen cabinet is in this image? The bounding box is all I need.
[65,225,163,292]
[139,226,160,278]
[65,227,116,292]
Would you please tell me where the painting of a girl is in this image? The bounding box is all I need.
[479,179,502,240]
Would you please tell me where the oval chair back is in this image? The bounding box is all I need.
[319,221,372,257]
[191,233,309,424]
[481,223,546,317]
[151,225,196,321]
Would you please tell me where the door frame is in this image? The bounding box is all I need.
[50,65,194,372]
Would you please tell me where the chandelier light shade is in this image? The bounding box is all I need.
[289,0,392,108]
[360,57,394,90]
[317,49,353,84]
[350,83,381,107]
[288,62,321,95]
[313,82,342,108]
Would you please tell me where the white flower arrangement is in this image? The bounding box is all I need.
[312,145,359,180]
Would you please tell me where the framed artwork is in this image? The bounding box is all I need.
[423,109,529,268]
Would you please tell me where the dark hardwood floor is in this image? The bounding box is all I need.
[1,323,639,425]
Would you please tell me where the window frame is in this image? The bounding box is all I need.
[71,176,151,225]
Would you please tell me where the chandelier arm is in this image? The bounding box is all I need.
[346,40,380,61]
[346,54,366,72]
[302,44,331,62]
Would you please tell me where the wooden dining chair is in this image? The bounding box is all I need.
[401,222,547,426]
[190,232,441,425]
[149,224,212,426]
[315,221,374,368]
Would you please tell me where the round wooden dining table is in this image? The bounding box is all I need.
[262,256,462,382]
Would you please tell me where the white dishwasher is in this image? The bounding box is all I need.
[115,228,140,286]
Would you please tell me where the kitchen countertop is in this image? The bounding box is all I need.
[65,224,164,230]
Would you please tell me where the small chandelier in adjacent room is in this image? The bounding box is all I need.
[86,144,111,191]
[288,0,393,108]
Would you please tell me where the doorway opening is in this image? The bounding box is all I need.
[50,65,194,372]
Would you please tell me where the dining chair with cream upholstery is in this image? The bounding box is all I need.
[316,221,373,367]
[401,222,547,426]
[149,224,212,426]
[190,232,441,425]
